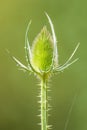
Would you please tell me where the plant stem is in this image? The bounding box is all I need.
[41,76,48,130]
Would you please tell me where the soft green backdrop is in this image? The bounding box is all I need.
[0,0,86,130]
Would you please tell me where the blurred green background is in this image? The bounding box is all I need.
[0,0,86,130]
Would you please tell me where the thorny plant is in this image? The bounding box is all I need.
[12,13,79,130]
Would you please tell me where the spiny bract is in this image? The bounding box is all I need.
[12,13,79,78]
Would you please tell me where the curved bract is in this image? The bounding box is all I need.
[12,13,79,77]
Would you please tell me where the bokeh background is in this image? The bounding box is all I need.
[0,0,86,130]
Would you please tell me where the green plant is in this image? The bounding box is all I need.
[12,13,79,130]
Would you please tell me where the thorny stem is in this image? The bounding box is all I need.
[41,75,48,130]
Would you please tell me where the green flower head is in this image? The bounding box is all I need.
[31,26,54,72]
[12,13,79,78]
